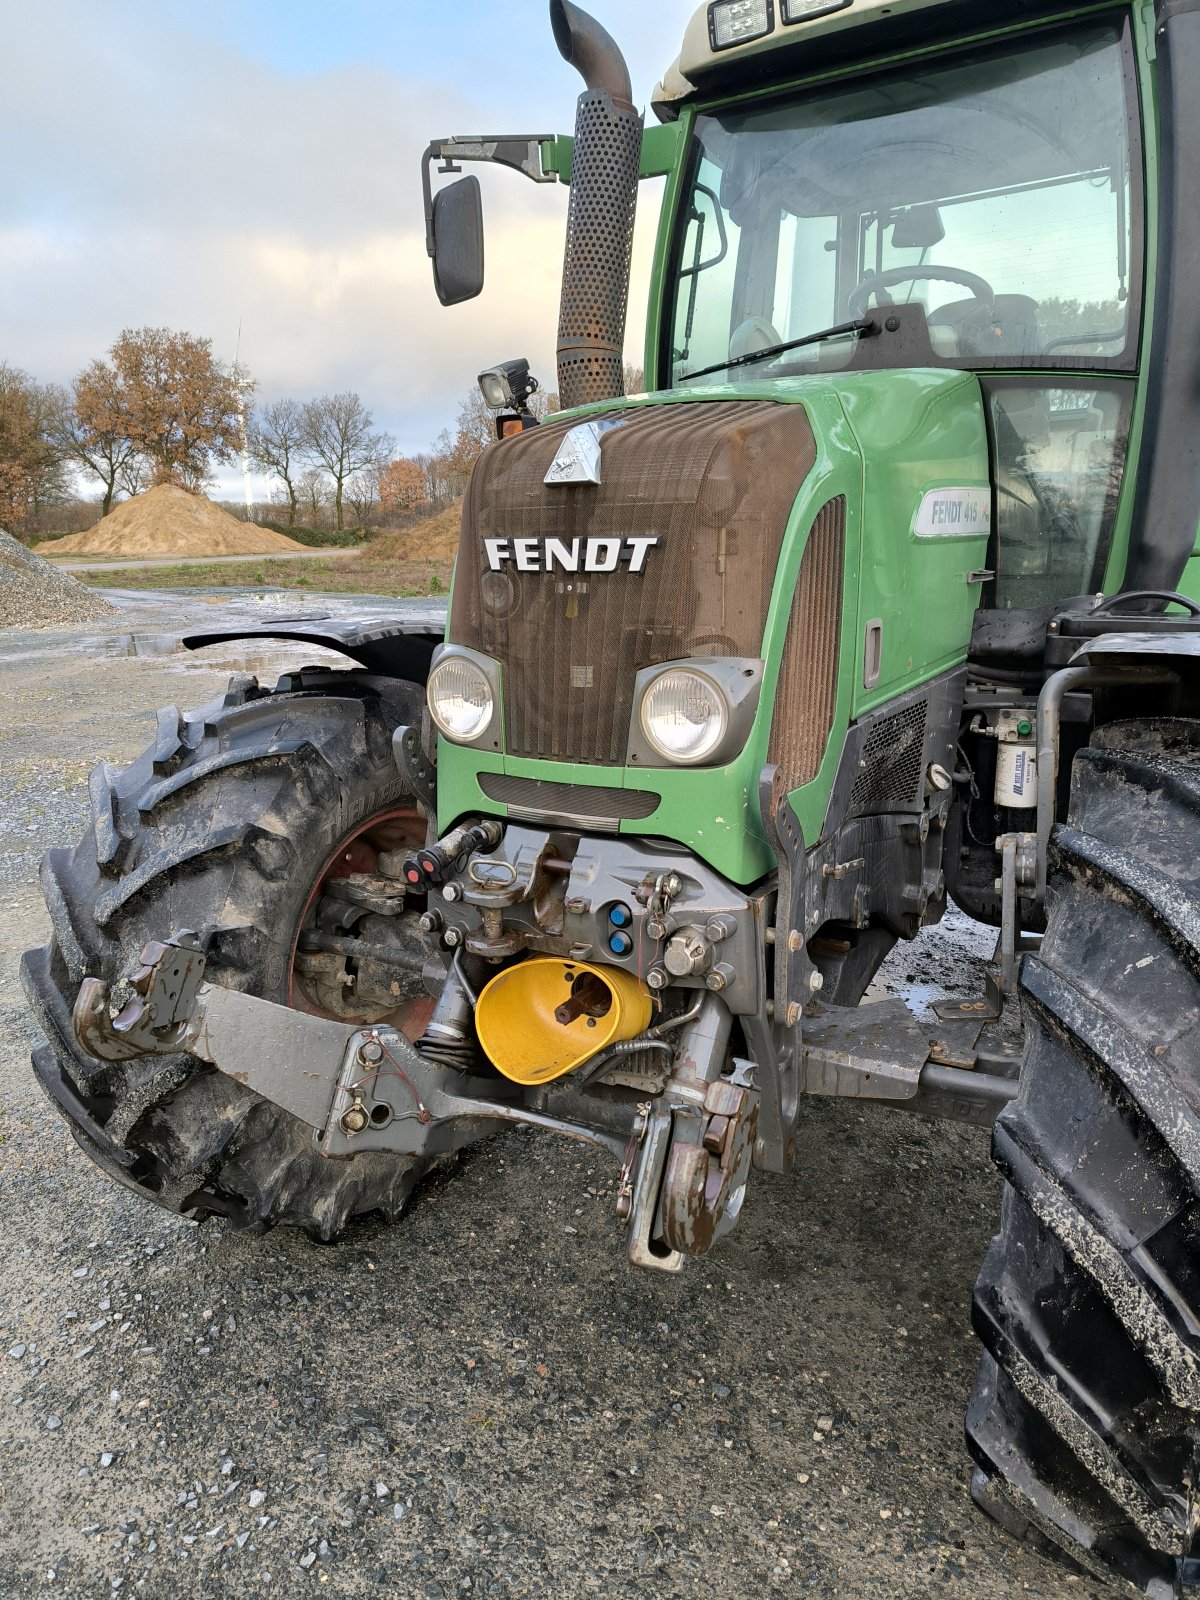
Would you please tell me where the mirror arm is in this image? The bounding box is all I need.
[422,137,559,258]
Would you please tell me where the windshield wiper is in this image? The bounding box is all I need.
[678,318,878,385]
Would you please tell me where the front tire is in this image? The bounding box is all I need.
[21,668,440,1242]
[968,719,1200,1596]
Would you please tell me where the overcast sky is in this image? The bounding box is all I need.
[2,0,697,497]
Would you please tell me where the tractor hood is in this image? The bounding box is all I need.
[447,398,818,769]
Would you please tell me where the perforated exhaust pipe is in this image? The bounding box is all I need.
[550,0,643,410]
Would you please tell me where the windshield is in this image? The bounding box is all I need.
[667,22,1141,385]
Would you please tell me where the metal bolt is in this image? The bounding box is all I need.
[664,874,683,898]
[418,911,443,935]
[646,966,669,992]
[444,927,463,948]
[787,930,804,953]
[705,965,735,993]
[358,1040,384,1066]
[442,883,464,903]
[808,970,825,995]
[785,1002,802,1029]
[340,1104,370,1136]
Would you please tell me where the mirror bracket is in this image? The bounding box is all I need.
[422,136,559,258]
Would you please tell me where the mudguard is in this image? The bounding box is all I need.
[182,613,446,682]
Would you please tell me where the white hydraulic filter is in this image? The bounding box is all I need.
[993,710,1039,809]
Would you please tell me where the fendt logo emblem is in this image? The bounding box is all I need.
[484,536,660,575]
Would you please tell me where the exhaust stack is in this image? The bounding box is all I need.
[550,0,643,411]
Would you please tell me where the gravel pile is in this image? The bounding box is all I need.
[0,530,112,628]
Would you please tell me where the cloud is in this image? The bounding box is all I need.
[0,0,692,481]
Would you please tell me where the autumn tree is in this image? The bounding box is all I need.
[0,365,65,530]
[78,327,249,491]
[301,392,392,530]
[379,457,427,517]
[248,398,305,525]
[454,386,497,469]
[48,367,138,518]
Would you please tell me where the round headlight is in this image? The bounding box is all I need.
[428,657,494,744]
[639,669,729,765]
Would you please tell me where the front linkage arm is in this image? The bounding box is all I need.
[72,938,759,1273]
[74,937,626,1164]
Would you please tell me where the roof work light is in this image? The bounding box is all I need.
[708,0,773,50]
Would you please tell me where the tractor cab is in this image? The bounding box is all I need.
[659,13,1141,612]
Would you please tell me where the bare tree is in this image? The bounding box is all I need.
[248,398,305,525]
[120,452,148,498]
[345,467,382,529]
[300,392,392,531]
[296,466,330,527]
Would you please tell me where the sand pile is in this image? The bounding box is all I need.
[366,501,463,565]
[40,485,307,559]
[0,530,113,627]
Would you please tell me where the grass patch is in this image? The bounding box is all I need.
[81,554,453,598]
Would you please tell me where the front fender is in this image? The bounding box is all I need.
[182,616,445,683]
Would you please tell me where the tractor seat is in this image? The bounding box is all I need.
[927,293,1041,362]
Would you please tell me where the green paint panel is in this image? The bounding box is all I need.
[1179,556,1200,605]
[836,374,991,717]
[540,123,685,188]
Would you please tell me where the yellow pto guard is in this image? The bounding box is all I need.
[475,957,654,1086]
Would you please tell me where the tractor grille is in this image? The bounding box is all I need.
[450,401,817,766]
[850,701,929,814]
[767,498,846,791]
[477,773,660,831]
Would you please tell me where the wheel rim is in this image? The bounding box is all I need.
[288,806,435,1040]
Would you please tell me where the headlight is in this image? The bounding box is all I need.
[639,669,730,765]
[427,657,494,744]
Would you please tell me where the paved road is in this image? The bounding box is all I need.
[44,548,357,573]
[0,596,1118,1600]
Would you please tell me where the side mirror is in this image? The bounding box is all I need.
[431,177,485,306]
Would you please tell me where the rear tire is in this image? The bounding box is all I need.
[968,719,1200,1596]
[21,668,441,1242]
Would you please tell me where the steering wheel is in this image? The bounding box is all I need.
[848,266,997,321]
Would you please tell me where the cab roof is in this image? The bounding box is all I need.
[652,0,1114,119]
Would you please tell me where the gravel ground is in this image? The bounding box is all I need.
[0,532,113,627]
[0,593,1120,1600]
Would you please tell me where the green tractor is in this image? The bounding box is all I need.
[22,0,1200,1589]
